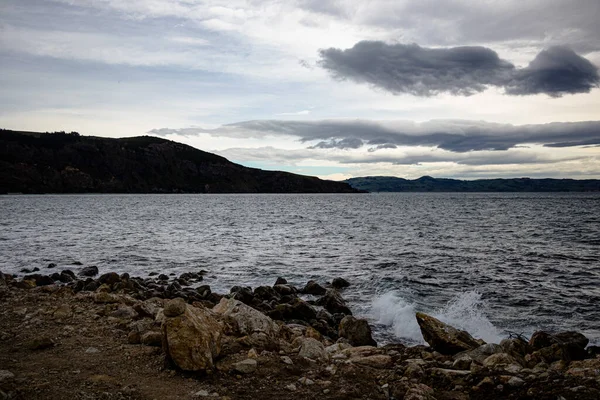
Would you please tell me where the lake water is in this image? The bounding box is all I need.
[1,193,599,345]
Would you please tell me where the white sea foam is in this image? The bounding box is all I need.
[371,290,502,344]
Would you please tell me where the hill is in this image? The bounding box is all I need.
[0,130,358,194]
[345,175,600,192]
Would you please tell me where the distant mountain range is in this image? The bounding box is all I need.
[344,176,600,192]
[0,130,358,194]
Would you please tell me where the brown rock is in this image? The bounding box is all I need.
[140,331,162,347]
[339,315,377,347]
[415,312,481,355]
[164,298,187,317]
[162,304,223,372]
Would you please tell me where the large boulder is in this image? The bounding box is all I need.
[316,289,352,315]
[338,315,377,347]
[415,312,481,355]
[162,301,223,372]
[332,277,350,289]
[213,298,279,338]
[529,330,589,361]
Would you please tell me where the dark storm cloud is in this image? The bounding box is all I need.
[150,119,600,152]
[505,46,600,97]
[318,42,599,97]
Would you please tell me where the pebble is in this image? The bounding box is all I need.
[194,390,209,397]
[298,377,314,386]
[285,384,297,391]
[280,356,293,365]
[323,389,330,394]
[85,347,100,353]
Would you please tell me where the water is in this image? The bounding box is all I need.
[1,193,599,345]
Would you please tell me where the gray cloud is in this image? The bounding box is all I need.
[150,119,600,152]
[216,146,587,167]
[318,42,599,97]
[505,46,600,97]
[309,137,363,149]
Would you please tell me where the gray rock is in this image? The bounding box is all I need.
[316,289,352,315]
[297,377,315,386]
[233,359,257,374]
[285,384,297,391]
[298,337,329,361]
[281,356,293,365]
[331,277,350,289]
[508,376,525,387]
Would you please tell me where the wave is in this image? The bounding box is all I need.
[371,290,502,345]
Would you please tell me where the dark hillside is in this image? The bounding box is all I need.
[345,175,600,192]
[0,130,358,194]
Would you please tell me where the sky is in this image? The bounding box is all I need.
[1,0,599,180]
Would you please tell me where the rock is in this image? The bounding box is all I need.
[47,263,57,269]
[158,274,168,281]
[140,331,162,347]
[164,298,187,317]
[508,376,525,387]
[404,383,436,400]
[316,289,352,315]
[22,274,54,286]
[482,353,518,368]
[162,303,223,372]
[331,277,350,289]
[500,337,531,357]
[338,315,377,347]
[93,292,120,304]
[213,298,279,338]
[298,377,314,386]
[253,286,281,302]
[233,359,257,374]
[53,304,72,319]
[298,337,329,361]
[85,347,100,353]
[454,343,503,363]
[274,277,287,285]
[230,286,254,304]
[193,390,210,397]
[350,354,392,368]
[27,337,55,350]
[326,342,351,354]
[303,280,326,295]
[415,312,481,355]
[273,284,296,296]
[281,356,293,365]
[285,384,297,391]
[0,370,15,383]
[566,358,600,377]
[109,306,137,319]
[79,266,99,277]
[98,272,120,286]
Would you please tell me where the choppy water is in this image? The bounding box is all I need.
[1,193,599,345]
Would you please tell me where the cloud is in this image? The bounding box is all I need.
[318,41,599,97]
[505,46,600,96]
[150,119,600,152]
[215,146,587,167]
[309,137,363,149]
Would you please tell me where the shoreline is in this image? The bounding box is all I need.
[1,269,600,399]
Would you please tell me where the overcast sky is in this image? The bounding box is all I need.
[1,0,599,180]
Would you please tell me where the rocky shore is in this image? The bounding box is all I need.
[1,267,599,399]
